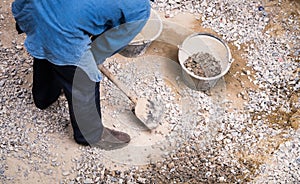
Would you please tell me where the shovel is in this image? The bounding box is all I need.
[99,65,161,130]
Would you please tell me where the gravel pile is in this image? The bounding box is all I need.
[0,45,72,182]
[253,131,300,183]
[116,0,299,183]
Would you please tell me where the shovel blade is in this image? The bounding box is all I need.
[134,98,162,130]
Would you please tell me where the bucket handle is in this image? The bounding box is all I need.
[129,39,151,45]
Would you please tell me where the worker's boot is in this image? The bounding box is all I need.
[92,127,130,150]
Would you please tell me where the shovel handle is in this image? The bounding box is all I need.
[99,65,138,104]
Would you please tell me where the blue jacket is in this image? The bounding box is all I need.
[12,0,150,81]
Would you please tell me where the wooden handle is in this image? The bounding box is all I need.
[99,65,138,104]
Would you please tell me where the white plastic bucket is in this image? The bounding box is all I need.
[119,9,163,57]
[178,33,233,91]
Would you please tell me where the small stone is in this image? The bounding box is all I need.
[94,177,100,182]
[167,162,175,169]
[219,176,226,182]
[110,177,118,182]
[296,158,300,165]
[83,178,93,184]
[258,6,264,11]
[62,171,70,176]
[16,45,23,50]
[0,80,5,87]
[137,177,147,183]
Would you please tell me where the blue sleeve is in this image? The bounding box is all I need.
[91,0,151,64]
[91,18,149,64]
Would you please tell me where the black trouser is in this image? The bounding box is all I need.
[32,58,102,145]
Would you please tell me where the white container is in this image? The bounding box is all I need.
[119,9,163,57]
[178,33,233,91]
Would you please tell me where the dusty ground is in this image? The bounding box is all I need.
[0,0,300,183]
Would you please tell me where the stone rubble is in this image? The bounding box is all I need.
[183,52,222,77]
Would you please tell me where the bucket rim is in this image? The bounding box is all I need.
[128,9,163,46]
[178,33,232,81]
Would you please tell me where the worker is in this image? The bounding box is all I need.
[12,0,151,150]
